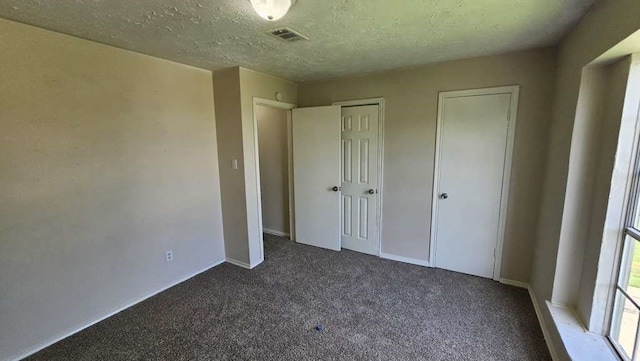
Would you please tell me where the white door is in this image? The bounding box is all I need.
[341,105,380,255]
[433,87,517,279]
[292,106,342,251]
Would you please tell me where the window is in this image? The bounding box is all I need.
[610,150,640,360]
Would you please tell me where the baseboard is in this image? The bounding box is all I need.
[225,257,263,270]
[225,257,252,269]
[379,252,429,267]
[251,258,264,269]
[499,278,530,289]
[9,258,226,361]
[529,287,560,361]
[263,228,289,238]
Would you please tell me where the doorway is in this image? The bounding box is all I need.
[253,98,296,258]
[430,86,519,280]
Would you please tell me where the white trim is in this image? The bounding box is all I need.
[529,288,560,361]
[225,257,251,269]
[380,252,430,267]
[332,98,385,257]
[226,257,263,270]
[332,97,385,108]
[252,97,297,258]
[263,228,290,238]
[495,87,519,281]
[286,110,296,242]
[253,97,296,110]
[9,258,226,361]
[499,278,530,289]
[430,86,520,281]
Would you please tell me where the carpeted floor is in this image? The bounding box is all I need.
[27,234,551,360]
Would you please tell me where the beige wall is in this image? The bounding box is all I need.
[0,18,225,361]
[213,67,296,267]
[298,48,557,283]
[256,105,290,235]
[550,65,609,308]
[212,67,248,263]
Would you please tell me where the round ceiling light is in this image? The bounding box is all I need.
[250,0,296,21]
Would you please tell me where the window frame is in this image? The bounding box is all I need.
[609,136,640,361]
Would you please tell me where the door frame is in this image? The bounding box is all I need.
[429,86,519,281]
[332,98,386,256]
[252,97,297,260]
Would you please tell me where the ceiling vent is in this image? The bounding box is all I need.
[266,27,308,43]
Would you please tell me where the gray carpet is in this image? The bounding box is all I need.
[27,234,551,360]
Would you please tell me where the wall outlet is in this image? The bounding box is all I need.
[165,250,174,262]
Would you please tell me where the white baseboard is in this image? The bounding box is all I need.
[379,252,430,267]
[225,257,263,270]
[499,278,530,289]
[529,287,559,361]
[263,228,290,238]
[225,257,252,269]
[10,258,226,361]
[251,258,264,269]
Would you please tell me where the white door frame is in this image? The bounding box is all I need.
[332,98,386,256]
[252,97,297,260]
[430,86,519,281]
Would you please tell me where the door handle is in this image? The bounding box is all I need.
[440,193,449,199]
[332,186,341,192]
[367,189,375,194]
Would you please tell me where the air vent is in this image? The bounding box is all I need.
[266,27,308,43]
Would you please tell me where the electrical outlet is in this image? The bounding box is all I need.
[165,250,173,262]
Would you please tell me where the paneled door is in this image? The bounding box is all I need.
[341,105,380,255]
[432,87,518,279]
[292,106,342,251]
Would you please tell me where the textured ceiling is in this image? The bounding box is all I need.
[0,0,596,81]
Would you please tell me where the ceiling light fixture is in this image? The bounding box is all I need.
[250,0,296,21]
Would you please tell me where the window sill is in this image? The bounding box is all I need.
[547,302,620,360]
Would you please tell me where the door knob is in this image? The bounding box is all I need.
[440,193,448,199]
[332,186,341,192]
[367,189,375,194]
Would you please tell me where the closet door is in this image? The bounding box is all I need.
[340,105,380,255]
[432,86,518,279]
